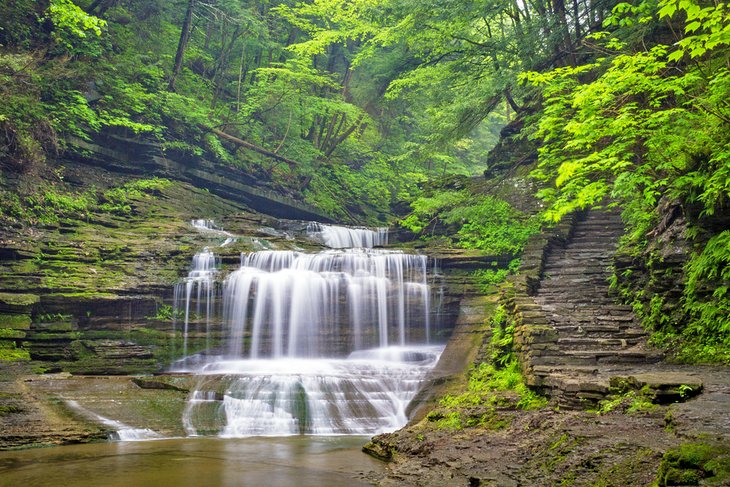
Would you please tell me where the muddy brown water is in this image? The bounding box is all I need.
[0,436,383,487]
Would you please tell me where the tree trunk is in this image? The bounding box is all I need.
[236,45,247,112]
[324,115,364,158]
[168,0,196,92]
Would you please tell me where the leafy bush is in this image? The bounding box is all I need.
[46,0,107,57]
[401,189,539,254]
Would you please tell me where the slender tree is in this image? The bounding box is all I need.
[168,0,196,91]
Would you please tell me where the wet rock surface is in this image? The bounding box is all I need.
[369,365,730,486]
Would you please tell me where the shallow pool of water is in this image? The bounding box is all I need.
[0,436,383,487]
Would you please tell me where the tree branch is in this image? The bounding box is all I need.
[208,127,298,168]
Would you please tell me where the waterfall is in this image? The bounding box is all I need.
[173,248,219,366]
[175,221,442,437]
[191,219,218,231]
[182,347,442,436]
[223,249,431,358]
[307,222,388,248]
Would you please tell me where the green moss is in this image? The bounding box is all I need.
[596,385,658,415]
[540,432,582,475]
[591,448,658,487]
[655,442,730,486]
[33,322,75,331]
[0,329,27,339]
[0,314,32,330]
[0,342,31,361]
[29,331,82,340]
[0,405,23,416]
[44,292,119,299]
[0,293,39,307]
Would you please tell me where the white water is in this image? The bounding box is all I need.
[173,247,218,365]
[174,221,441,437]
[182,346,442,437]
[307,222,388,248]
[191,219,237,247]
[223,249,431,358]
[64,400,161,441]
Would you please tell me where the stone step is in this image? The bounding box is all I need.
[544,314,636,324]
[532,364,604,377]
[537,296,615,305]
[539,274,613,282]
[540,285,612,293]
[557,337,643,350]
[543,257,614,267]
[573,223,623,231]
[551,325,646,338]
[572,225,623,233]
[560,349,663,365]
[542,266,611,274]
[531,351,661,367]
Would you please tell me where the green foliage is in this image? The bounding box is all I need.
[0,342,30,361]
[46,0,107,57]
[401,189,539,253]
[147,304,183,322]
[399,190,465,234]
[99,178,172,215]
[0,178,172,225]
[682,231,730,343]
[473,259,522,291]
[596,386,657,415]
[429,304,546,430]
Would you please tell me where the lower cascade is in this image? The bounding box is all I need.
[174,224,443,437]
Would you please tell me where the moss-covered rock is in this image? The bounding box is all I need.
[655,442,730,486]
[0,314,31,330]
[0,293,40,309]
[0,329,26,339]
[0,341,30,361]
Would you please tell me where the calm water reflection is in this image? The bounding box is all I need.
[0,436,383,487]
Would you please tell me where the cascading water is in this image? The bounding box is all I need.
[307,222,388,248]
[64,400,160,441]
[191,218,237,247]
[173,247,219,366]
[223,249,431,358]
[175,222,443,437]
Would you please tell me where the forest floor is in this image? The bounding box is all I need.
[369,364,730,486]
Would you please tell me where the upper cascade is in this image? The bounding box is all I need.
[225,249,432,359]
[307,222,388,248]
[191,219,218,231]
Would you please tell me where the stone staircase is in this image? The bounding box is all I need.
[533,209,662,369]
[505,208,699,409]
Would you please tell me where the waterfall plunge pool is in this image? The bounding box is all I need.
[0,436,383,487]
